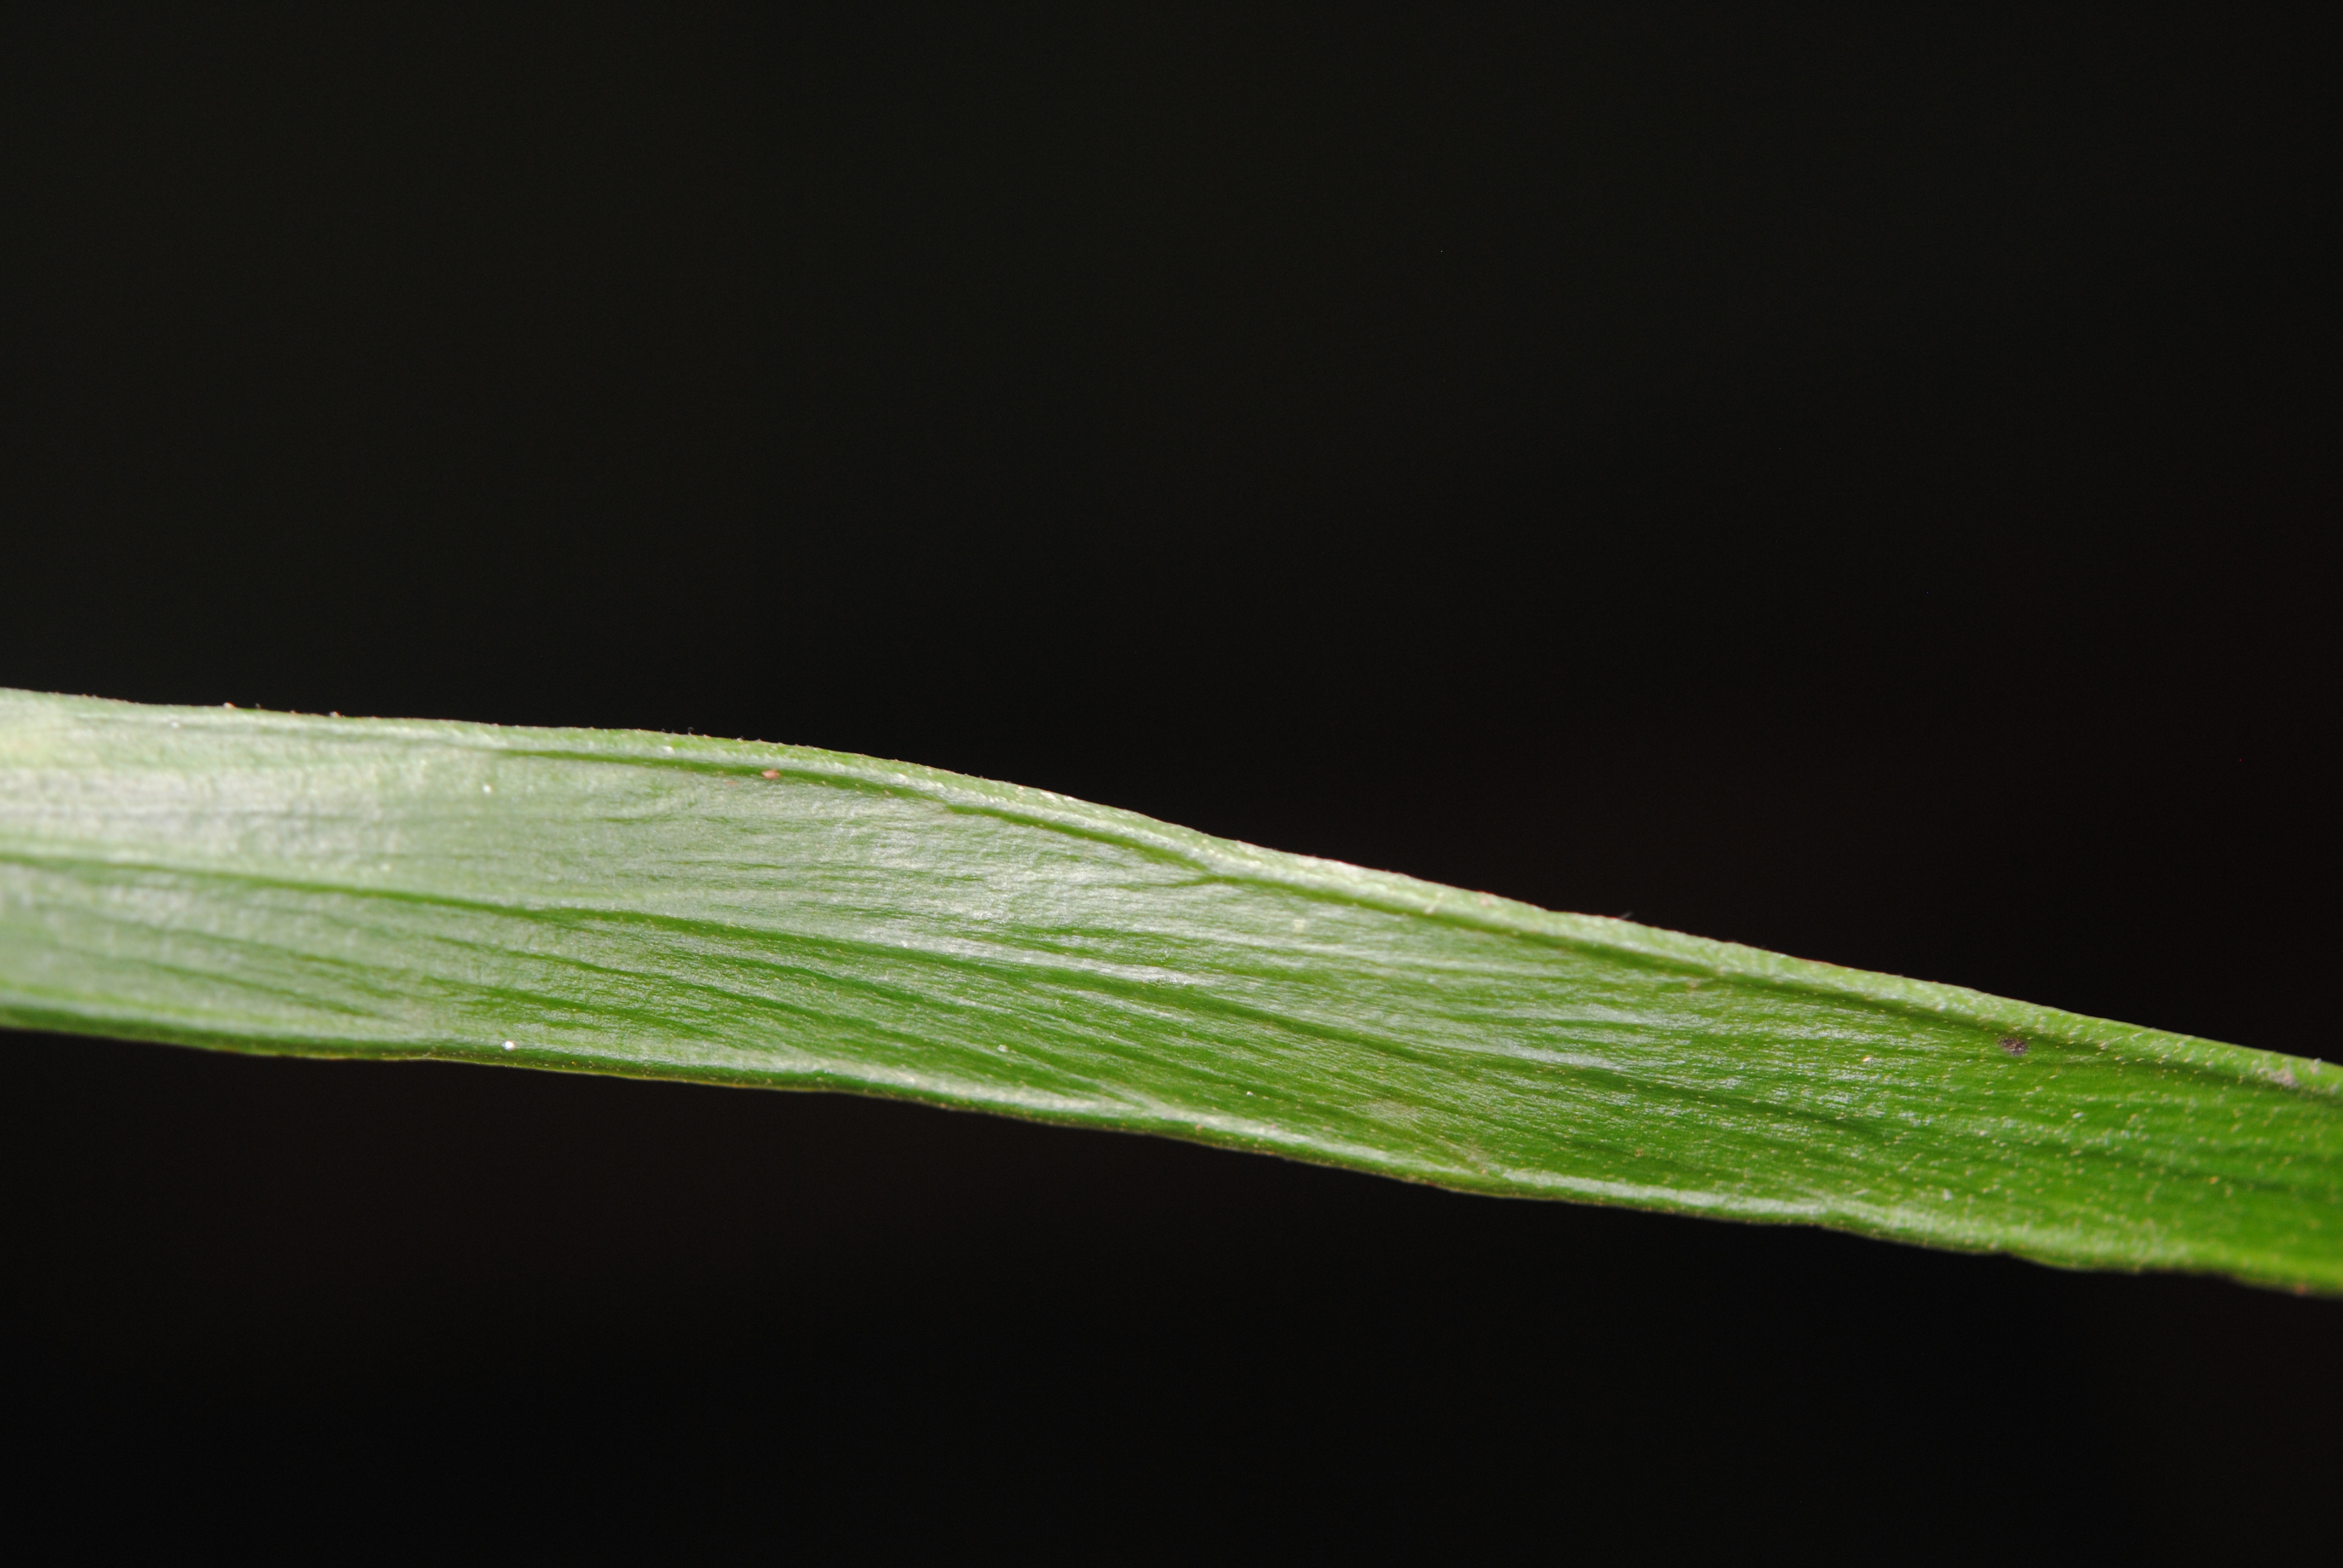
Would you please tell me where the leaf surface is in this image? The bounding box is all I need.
[3,688,2336,1290]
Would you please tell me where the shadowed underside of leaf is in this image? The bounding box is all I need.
[2,688,2336,1291]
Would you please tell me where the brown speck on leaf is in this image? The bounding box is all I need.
[762,769,779,779]
[1999,1036,2028,1056]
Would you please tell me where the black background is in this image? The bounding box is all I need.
[2,6,2336,1551]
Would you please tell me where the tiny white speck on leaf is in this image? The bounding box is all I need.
[502,1041,515,1050]
[482,784,493,794]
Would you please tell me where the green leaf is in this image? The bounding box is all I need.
[3,687,2335,1292]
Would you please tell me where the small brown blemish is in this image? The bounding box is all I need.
[1998,1036,2028,1056]
[762,769,780,779]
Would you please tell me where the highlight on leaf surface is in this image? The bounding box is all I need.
[2,687,2336,1292]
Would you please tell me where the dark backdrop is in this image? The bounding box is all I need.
[3,6,2335,1550]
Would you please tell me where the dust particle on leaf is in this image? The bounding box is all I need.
[1999,1036,2028,1056]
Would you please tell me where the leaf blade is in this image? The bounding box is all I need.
[4,687,2336,1290]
